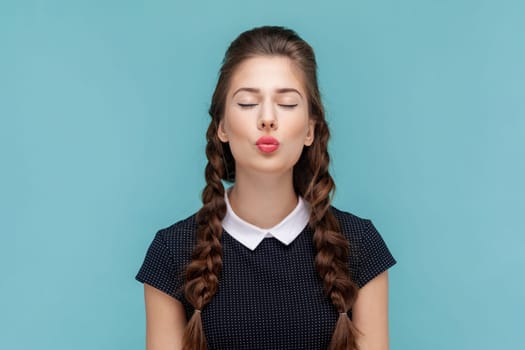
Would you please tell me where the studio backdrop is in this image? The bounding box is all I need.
[1,0,524,349]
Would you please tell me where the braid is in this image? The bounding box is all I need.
[302,120,362,350]
[182,124,227,350]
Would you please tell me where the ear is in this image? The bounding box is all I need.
[304,119,315,146]
[217,120,229,142]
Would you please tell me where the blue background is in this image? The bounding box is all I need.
[1,0,524,349]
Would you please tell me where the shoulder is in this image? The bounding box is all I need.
[157,213,198,241]
[329,206,373,260]
[135,213,199,304]
[329,205,386,251]
[329,205,372,239]
[155,213,198,263]
[329,205,397,288]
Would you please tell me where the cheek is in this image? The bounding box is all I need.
[281,114,310,140]
[222,107,254,147]
[224,113,250,138]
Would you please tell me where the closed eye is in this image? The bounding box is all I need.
[279,104,298,109]
[238,103,258,108]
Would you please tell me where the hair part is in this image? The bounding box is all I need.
[182,25,360,350]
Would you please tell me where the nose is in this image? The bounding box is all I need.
[257,107,278,130]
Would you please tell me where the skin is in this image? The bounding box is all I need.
[217,56,315,228]
[143,55,390,350]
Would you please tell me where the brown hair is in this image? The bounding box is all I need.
[182,25,361,350]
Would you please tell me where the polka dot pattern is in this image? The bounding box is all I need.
[135,206,396,349]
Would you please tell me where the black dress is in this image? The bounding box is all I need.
[135,206,397,350]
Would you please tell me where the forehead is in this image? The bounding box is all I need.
[228,56,306,96]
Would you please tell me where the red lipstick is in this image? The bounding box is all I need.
[256,136,280,153]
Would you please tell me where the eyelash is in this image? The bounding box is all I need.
[238,103,298,109]
[238,103,257,108]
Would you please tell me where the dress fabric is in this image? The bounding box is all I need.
[135,206,397,350]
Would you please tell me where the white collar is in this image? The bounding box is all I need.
[222,189,310,250]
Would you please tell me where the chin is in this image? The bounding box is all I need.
[239,161,296,177]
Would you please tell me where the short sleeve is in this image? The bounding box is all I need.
[356,220,397,288]
[135,230,185,301]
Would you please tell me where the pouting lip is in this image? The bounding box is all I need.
[256,136,280,145]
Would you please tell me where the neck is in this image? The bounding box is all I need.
[228,169,298,229]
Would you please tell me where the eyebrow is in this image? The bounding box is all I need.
[232,87,303,99]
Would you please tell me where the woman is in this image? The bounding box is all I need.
[136,25,396,350]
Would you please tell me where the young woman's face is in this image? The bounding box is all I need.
[218,56,315,178]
